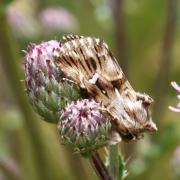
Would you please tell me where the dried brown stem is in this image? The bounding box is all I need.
[109,0,128,74]
[154,0,177,122]
[90,152,113,180]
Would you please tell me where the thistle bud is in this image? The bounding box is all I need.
[24,40,80,123]
[58,99,111,156]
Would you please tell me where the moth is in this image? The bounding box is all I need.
[56,35,157,144]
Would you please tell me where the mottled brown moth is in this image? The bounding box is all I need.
[56,35,157,144]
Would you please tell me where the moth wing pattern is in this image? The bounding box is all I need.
[62,34,84,43]
[56,35,157,143]
[57,36,133,99]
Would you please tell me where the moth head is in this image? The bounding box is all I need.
[111,91,157,139]
[115,92,157,142]
[135,92,157,132]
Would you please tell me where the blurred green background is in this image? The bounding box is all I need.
[0,0,180,179]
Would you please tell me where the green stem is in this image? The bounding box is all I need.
[109,145,119,180]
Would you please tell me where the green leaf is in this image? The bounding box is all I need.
[118,152,128,180]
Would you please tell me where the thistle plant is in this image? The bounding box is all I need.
[24,40,80,123]
[24,39,114,179]
[23,37,156,180]
[169,81,180,112]
[58,99,111,156]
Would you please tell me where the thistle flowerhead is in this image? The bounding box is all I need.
[58,99,111,156]
[169,81,180,113]
[24,40,80,123]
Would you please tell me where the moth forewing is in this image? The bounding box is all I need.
[56,35,157,143]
